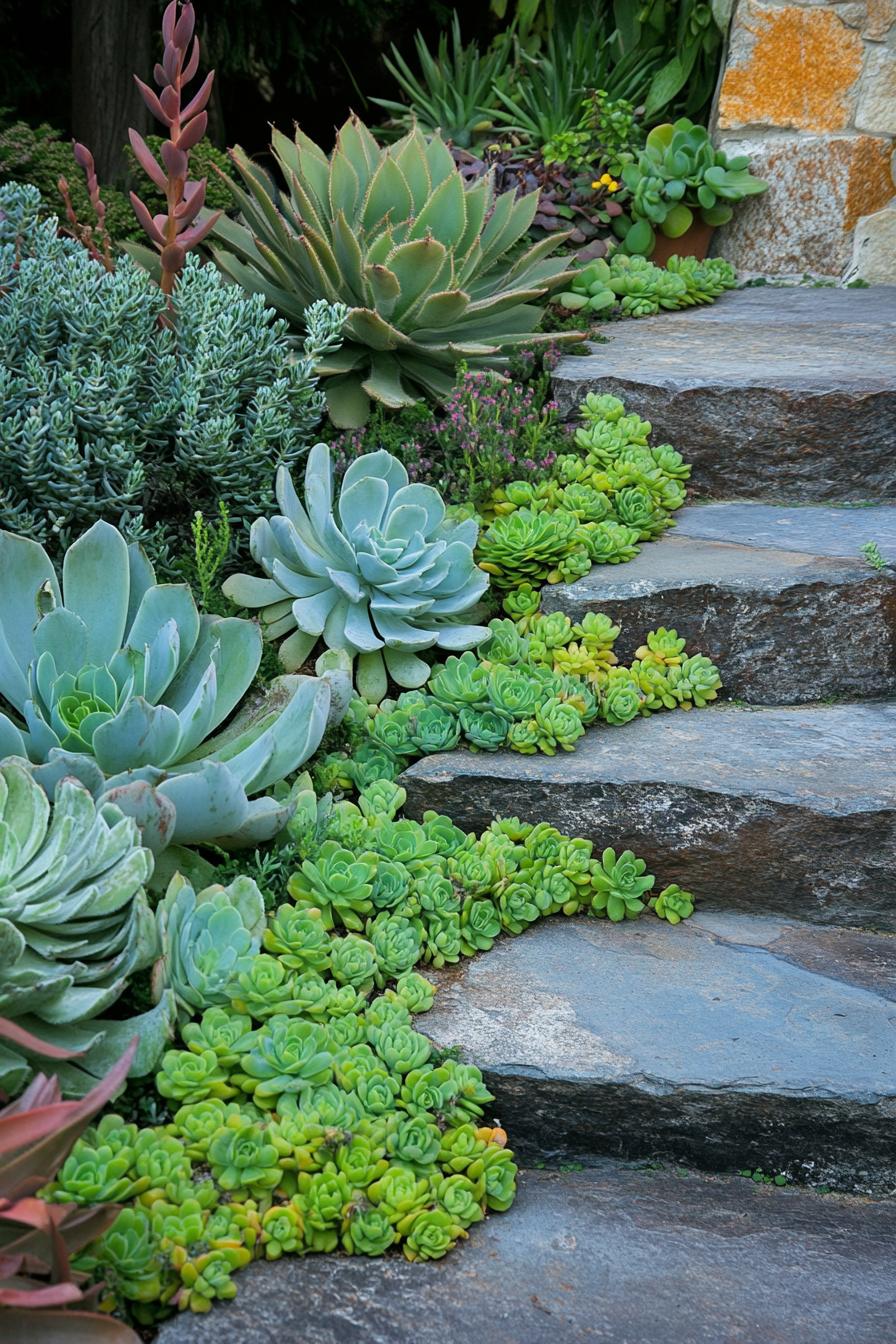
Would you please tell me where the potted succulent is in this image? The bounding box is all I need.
[612,117,767,262]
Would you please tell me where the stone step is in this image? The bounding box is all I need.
[541,501,896,705]
[421,912,896,1192]
[401,702,896,930]
[551,286,896,502]
[158,1162,896,1344]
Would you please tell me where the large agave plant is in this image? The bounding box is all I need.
[224,444,490,703]
[0,521,341,849]
[0,760,168,1095]
[211,116,575,426]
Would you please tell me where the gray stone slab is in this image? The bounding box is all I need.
[157,1165,896,1344]
[674,501,896,558]
[653,284,896,326]
[401,703,896,929]
[419,913,896,1189]
[551,288,896,502]
[541,506,896,704]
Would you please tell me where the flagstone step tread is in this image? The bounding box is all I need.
[419,912,896,1191]
[401,702,896,929]
[540,503,896,704]
[550,286,896,502]
[157,1163,896,1344]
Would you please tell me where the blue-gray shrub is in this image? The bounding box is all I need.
[0,183,345,569]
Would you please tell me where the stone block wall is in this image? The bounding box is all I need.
[712,0,896,279]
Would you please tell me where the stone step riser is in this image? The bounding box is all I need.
[419,913,896,1195]
[476,1071,896,1193]
[551,287,896,503]
[542,556,896,705]
[402,704,896,931]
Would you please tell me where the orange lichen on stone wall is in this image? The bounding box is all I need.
[718,4,865,132]
[843,135,896,230]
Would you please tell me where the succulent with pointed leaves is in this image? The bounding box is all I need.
[128,1,222,294]
[211,116,575,425]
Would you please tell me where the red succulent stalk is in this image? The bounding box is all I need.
[130,0,221,298]
[58,142,115,271]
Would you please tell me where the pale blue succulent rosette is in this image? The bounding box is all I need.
[0,519,344,849]
[225,442,491,703]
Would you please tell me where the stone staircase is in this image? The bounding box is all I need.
[403,287,896,1196]
[160,287,896,1343]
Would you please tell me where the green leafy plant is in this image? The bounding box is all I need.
[0,520,340,850]
[211,117,575,426]
[223,443,490,703]
[615,118,767,256]
[489,19,661,150]
[860,541,888,570]
[372,14,515,147]
[0,183,345,567]
[0,760,172,1095]
[556,252,737,318]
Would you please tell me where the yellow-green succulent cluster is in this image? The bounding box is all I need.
[476,392,690,588]
[316,599,720,779]
[50,774,695,1328]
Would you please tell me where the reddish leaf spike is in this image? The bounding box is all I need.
[173,3,195,48]
[181,71,214,123]
[182,37,201,84]
[161,0,178,45]
[134,74,168,125]
[176,110,208,151]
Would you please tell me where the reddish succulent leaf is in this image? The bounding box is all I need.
[0,1041,136,1191]
[0,1021,83,1062]
[161,0,177,44]
[161,142,188,180]
[176,110,207,151]
[177,210,222,249]
[160,85,179,120]
[174,179,206,226]
[133,75,167,125]
[182,38,201,84]
[0,1281,84,1307]
[128,130,167,191]
[128,193,165,247]
[181,71,214,123]
[173,4,195,47]
[1,1307,140,1342]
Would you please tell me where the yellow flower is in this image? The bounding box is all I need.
[608,179,620,192]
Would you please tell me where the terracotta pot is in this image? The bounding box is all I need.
[651,219,715,267]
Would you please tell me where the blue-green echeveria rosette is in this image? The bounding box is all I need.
[224,444,490,703]
[0,519,341,848]
[151,873,266,1019]
[0,756,176,1095]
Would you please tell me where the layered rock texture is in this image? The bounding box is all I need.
[713,0,896,279]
